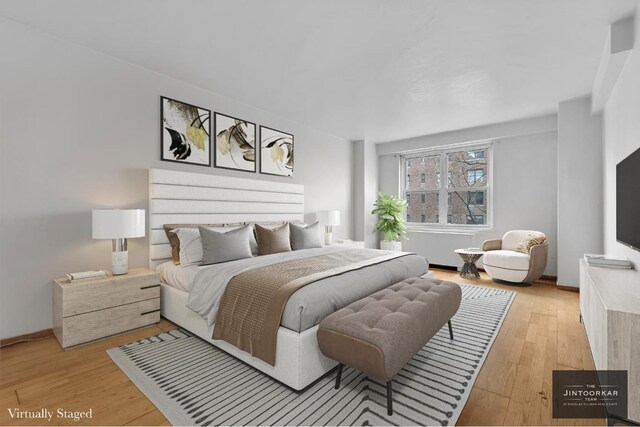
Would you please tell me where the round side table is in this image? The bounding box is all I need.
[454,249,485,279]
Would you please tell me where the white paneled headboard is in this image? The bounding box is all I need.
[148,168,304,269]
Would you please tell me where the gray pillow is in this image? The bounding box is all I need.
[199,225,253,265]
[290,221,322,250]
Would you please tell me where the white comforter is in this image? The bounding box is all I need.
[180,246,427,332]
[186,246,353,326]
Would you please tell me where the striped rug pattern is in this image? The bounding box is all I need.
[108,284,515,426]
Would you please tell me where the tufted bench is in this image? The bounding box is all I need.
[317,277,462,415]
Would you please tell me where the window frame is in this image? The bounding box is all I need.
[399,142,493,231]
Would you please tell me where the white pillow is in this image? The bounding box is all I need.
[172,225,258,266]
[172,228,204,266]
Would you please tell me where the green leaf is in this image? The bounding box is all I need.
[371,191,408,241]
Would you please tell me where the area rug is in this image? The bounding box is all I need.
[108,284,515,426]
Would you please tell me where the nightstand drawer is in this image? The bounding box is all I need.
[61,272,160,316]
[60,298,160,348]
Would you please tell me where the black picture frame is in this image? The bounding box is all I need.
[161,96,212,167]
[213,112,257,173]
[259,126,294,178]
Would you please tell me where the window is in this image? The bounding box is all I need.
[401,144,491,227]
[402,154,440,224]
[468,191,485,206]
[468,150,485,160]
[406,194,410,206]
[467,215,484,224]
[467,169,484,186]
[406,174,410,190]
[407,160,411,167]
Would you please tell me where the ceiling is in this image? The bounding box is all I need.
[0,0,637,142]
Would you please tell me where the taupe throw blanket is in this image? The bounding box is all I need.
[212,249,410,365]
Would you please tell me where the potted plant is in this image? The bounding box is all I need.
[372,192,408,251]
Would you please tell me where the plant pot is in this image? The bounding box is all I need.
[380,240,402,252]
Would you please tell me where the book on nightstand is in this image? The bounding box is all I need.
[66,270,110,282]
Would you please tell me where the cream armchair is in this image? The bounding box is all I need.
[482,230,548,283]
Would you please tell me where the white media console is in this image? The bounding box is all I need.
[579,259,640,422]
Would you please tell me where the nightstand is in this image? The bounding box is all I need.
[328,240,365,249]
[53,268,160,349]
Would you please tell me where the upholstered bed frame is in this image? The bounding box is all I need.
[148,168,335,390]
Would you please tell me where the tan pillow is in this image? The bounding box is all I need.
[515,234,547,254]
[163,225,181,264]
[255,223,291,256]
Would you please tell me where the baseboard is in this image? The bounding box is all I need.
[0,329,53,347]
[557,284,579,292]
[430,264,558,285]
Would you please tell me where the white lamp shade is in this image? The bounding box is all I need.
[92,209,145,239]
[317,210,341,226]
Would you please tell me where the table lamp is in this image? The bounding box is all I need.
[92,209,145,275]
[317,210,340,245]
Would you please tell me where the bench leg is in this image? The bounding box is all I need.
[335,364,343,389]
[387,380,393,415]
[448,320,454,340]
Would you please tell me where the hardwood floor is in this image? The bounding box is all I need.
[0,270,602,426]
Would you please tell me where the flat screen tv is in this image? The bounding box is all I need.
[617,146,640,252]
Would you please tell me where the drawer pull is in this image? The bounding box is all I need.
[140,284,160,290]
[140,309,160,316]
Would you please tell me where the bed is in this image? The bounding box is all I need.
[149,168,428,390]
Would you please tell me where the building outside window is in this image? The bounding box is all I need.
[468,150,485,160]
[401,145,492,227]
[467,215,484,224]
[468,191,485,205]
[467,169,484,185]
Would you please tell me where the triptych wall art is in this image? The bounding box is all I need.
[161,97,211,167]
[160,96,294,177]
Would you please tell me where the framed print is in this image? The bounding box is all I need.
[260,126,294,177]
[161,96,211,166]
[214,112,256,172]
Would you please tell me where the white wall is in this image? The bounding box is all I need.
[352,140,379,248]
[603,7,640,269]
[557,97,603,287]
[377,116,558,275]
[0,19,353,339]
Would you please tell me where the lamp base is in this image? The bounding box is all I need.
[112,250,129,275]
[324,231,333,245]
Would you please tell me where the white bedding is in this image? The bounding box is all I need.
[171,247,427,332]
[157,247,428,332]
[156,261,204,292]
